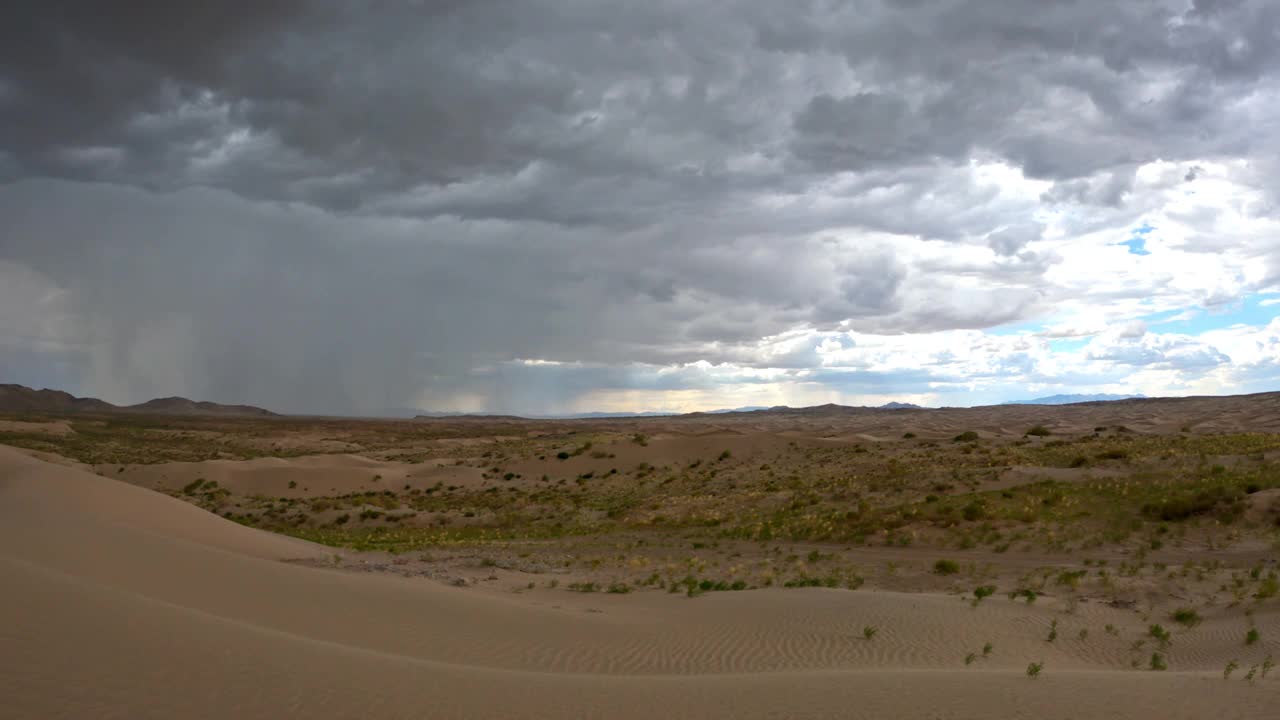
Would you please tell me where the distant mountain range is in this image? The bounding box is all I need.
[5,382,1149,420]
[412,402,926,420]
[0,384,277,417]
[1002,393,1145,406]
[413,406,769,420]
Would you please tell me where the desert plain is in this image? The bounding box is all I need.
[3,391,1280,718]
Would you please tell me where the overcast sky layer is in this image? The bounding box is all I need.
[2,1,1279,416]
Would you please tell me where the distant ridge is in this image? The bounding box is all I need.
[0,384,277,417]
[1003,393,1146,406]
[411,402,927,420]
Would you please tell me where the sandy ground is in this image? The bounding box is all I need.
[2,444,1277,719]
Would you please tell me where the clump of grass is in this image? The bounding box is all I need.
[933,559,960,575]
[1224,659,1239,679]
[1046,619,1058,642]
[567,582,599,593]
[1262,655,1274,679]
[1245,628,1260,646]
[1056,570,1086,589]
[1009,588,1037,604]
[964,652,977,665]
[863,625,878,640]
[606,582,632,594]
[982,642,993,657]
[1171,607,1202,628]
[1026,661,1044,678]
[971,585,996,606]
[902,432,916,439]
[783,575,839,588]
[1148,624,1171,647]
[1256,576,1279,600]
[1150,652,1168,671]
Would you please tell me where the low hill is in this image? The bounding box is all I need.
[1003,393,1145,405]
[0,384,277,418]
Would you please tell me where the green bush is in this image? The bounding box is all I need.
[1141,485,1245,523]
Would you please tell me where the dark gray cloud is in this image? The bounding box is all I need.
[1,1,1278,413]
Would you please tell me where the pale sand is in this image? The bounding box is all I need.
[2,445,1276,719]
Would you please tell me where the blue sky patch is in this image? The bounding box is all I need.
[1048,337,1090,352]
[1118,223,1153,255]
[1144,294,1279,335]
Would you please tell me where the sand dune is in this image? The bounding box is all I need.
[108,453,485,498]
[2,444,1277,718]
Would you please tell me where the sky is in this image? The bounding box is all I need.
[1,0,1279,416]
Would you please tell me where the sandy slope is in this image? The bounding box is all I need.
[2,445,1276,719]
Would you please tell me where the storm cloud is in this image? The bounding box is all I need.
[2,1,1279,413]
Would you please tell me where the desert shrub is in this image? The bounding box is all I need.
[1025,425,1051,437]
[1026,661,1043,678]
[933,559,960,575]
[784,575,839,588]
[1171,608,1202,627]
[1141,485,1245,523]
[1256,576,1279,600]
[953,431,979,443]
[1056,570,1086,588]
[1148,624,1171,646]
[1009,588,1037,604]
[973,585,996,600]
[1150,652,1168,671]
